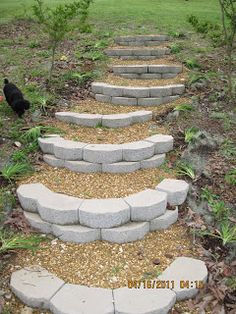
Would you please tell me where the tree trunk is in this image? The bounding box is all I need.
[49,42,57,82]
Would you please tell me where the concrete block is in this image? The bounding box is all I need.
[145,134,173,154]
[37,192,82,225]
[158,257,208,301]
[122,141,154,161]
[65,160,102,173]
[103,85,124,97]
[139,73,162,79]
[111,97,137,106]
[123,87,150,98]
[102,113,132,128]
[162,95,180,104]
[52,224,101,243]
[140,153,165,169]
[101,222,149,243]
[150,208,178,231]
[38,137,62,154]
[24,212,52,234]
[149,86,172,97]
[10,266,64,309]
[156,179,189,205]
[113,287,176,314]
[125,189,167,221]
[54,140,87,161]
[91,82,107,94]
[129,110,152,123]
[172,84,185,95]
[55,112,75,123]
[83,144,123,164]
[50,284,114,314]
[79,198,130,228]
[95,94,112,103]
[138,98,163,106]
[113,65,148,74]
[17,183,50,213]
[43,154,65,168]
[72,113,102,127]
[102,161,140,173]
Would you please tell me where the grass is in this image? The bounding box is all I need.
[0,0,221,32]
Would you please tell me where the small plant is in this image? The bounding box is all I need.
[184,58,201,69]
[201,187,219,204]
[225,168,236,185]
[202,221,236,246]
[0,230,44,255]
[168,31,185,38]
[176,162,195,179]
[63,71,95,86]
[170,43,182,54]
[220,139,236,158]
[11,150,29,163]
[32,0,93,81]
[0,163,33,182]
[184,127,200,143]
[21,126,61,143]
[211,200,230,221]
[174,103,193,112]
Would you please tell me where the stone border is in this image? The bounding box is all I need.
[17,179,189,242]
[92,82,185,106]
[55,110,152,128]
[38,134,174,166]
[112,64,182,79]
[105,47,170,60]
[10,257,208,313]
[115,34,169,46]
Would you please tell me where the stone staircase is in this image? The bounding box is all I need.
[13,34,208,313]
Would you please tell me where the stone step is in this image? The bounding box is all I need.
[105,47,170,60]
[91,82,185,106]
[55,110,152,128]
[43,153,166,173]
[112,64,182,79]
[38,135,173,170]
[18,179,189,242]
[10,257,208,312]
[115,34,169,46]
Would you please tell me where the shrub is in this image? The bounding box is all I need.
[32,0,93,81]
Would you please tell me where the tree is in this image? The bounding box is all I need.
[218,0,236,98]
[32,0,93,82]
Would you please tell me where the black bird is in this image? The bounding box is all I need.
[3,79,30,117]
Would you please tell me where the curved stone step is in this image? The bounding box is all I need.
[38,135,173,170]
[43,153,165,173]
[115,34,169,46]
[92,82,185,106]
[105,47,170,60]
[17,179,189,232]
[10,257,208,312]
[55,110,152,128]
[112,64,182,79]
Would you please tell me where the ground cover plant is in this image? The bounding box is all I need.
[0,0,235,313]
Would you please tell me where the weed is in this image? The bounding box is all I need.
[21,126,61,143]
[202,221,236,246]
[11,150,29,163]
[63,71,96,86]
[168,31,185,38]
[0,162,34,182]
[170,43,182,54]
[176,162,195,179]
[184,58,201,69]
[0,229,44,255]
[174,103,193,112]
[225,168,236,186]
[201,187,219,204]
[184,127,200,143]
[211,200,230,221]
[220,139,236,159]
[28,40,41,48]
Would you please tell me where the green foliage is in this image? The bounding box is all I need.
[21,126,61,143]
[168,31,185,38]
[184,127,201,143]
[0,163,34,182]
[0,230,44,255]
[174,103,193,112]
[184,58,201,70]
[220,139,236,158]
[202,221,236,246]
[188,73,207,86]
[63,71,96,86]
[201,187,219,204]
[32,0,93,80]
[211,200,231,221]
[225,168,236,185]
[176,162,195,179]
[11,150,29,163]
[28,40,41,48]
[170,43,182,54]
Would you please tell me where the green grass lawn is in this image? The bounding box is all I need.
[0,0,221,32]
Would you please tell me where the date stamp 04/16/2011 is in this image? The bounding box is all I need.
[127,280,205,290]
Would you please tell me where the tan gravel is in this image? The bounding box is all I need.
[109,56,182,66]
[19,165,176,199]
[67,97,190,115]
[99,72,187,87]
